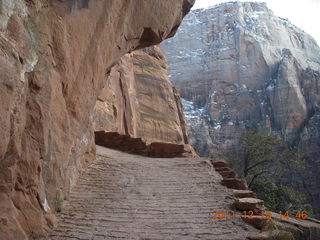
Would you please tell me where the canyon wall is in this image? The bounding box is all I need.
[94,46,188,145]
[0,0,194,239]
[162,2,320,217]
[94,45,194,157]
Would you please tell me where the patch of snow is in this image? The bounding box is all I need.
[214,124,221,130]
[42,198,51,212]
[20,52,38,82]
[227,121,234,126]
[219,47,230,51]
[81,134,88,146]
[266,84,275,91]
[249,11,264,19]
[210,91,217,98]
[181,98,208,126]
[266,79,277,91]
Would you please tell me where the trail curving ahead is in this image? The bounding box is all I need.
[46,146,257,240]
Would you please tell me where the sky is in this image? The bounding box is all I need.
[192,0,320,45]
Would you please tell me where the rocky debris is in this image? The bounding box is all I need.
[46,146,259,239]
[162,1,320,217]
[0,0,194,238]
[222,178,249,190]
[233,190,257,199]
[234,198,265,211]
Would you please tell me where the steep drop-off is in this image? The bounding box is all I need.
[0,0,194,239]
[162,2,320,217]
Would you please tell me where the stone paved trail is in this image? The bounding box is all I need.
[46,146,257,240]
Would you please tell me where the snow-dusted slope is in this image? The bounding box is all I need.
[162,1,320,218]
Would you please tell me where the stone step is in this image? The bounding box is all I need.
[233,190,257,198]
[222,178,248,190]
[215,167,232,172]
[219,170,236,178]
[211,159,228,168]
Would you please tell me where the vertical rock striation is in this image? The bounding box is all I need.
[162,2,320,217]
[94,45,195,157]
[94,46,188,145]
[0,0,194,238]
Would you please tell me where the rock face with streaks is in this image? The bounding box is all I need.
[94,46,189,146]
[94,45,195,157]
[0,0,194,238]
[162,2,320,217]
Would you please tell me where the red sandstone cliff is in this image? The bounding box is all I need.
[0,0,194,239]
[94,46,195,157]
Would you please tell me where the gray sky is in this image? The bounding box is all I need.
[192,0,320,45]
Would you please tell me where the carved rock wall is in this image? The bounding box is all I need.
[0,0,194,238]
